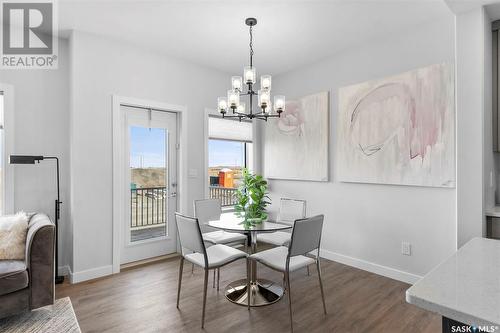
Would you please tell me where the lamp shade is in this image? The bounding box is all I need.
[9,155,44,164]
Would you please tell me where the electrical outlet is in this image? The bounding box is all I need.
[401,241,411,256]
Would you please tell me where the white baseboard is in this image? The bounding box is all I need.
[320,249,422,285]
[70,265,113,284]
[65,253,420,285]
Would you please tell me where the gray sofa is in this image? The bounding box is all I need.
[0,214,55,319]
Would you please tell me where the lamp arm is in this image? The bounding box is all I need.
[43,157,61,219]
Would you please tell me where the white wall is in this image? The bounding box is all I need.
[456,8,487,247]
[69,31,228,277]
[266,17,457,282]
[0,39,72,273]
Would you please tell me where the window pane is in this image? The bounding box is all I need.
[208,139,245,207]
[129,126,167,242]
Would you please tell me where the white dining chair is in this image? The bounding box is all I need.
[249,215,327,332]
[194,198,247,287]
[175,213,250,328]
[194,198,247,246]
[256,198,306,247]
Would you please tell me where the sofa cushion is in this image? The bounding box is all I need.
[0,260,28,296]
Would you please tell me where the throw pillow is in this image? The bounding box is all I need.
[0,212,29,260]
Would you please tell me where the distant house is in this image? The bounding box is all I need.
[218,168,234,188]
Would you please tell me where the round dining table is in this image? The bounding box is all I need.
[208,213,291,307]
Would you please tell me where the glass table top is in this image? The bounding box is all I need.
[208,213,291,233]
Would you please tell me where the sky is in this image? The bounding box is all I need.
[208,140,244,167]
[130,127,244,168]
[130,126,166,168]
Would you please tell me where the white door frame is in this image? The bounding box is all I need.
[112,95,188,274]
[203,108,219,199]
[0,83,15,215]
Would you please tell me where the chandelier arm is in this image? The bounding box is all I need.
[226,109,248,117]
[253,109,269,116]
[221,114,243,119]
[256,113,280,118]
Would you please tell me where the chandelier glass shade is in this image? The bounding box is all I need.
[217,18,285,121]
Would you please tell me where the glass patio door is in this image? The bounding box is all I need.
[121,105,177,264]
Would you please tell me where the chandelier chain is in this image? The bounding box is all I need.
[249,25,254,67]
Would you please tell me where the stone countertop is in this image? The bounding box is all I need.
[406,237,500,327]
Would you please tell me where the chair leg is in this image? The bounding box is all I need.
[246,258,251,310]
[213,269,216,288]
[307,265,310,276]
[191,263,194,274]
[317,260,327,315]
[285,271,293,333]
[217,267,220,291]
[176,257,184,308]
[202,268,209,328]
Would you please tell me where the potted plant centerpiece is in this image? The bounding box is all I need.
[234,168,271,225]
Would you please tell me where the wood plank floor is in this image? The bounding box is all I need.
[56,257,440,333]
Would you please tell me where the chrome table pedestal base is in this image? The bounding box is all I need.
[225,278,284,307]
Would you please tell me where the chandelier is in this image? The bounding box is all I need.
[217,18,285,121]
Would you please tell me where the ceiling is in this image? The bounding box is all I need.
[58,0,453,75]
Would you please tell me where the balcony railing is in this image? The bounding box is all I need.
[131,187,167,230]
[209,186,238,207]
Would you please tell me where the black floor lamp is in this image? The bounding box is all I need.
[9,155,64,284]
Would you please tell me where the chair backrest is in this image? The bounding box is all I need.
[175,213,207,261]
[288,215,324,257]
[194,199,222,225]
[278,198,306,224]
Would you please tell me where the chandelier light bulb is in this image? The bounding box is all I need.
[258,90,270,109]
[274,95,285,112]
[231,76,243,91]
[261,75,272,90]
[244,66,256,84]
[237,102,246,114]
[227,90,240,109]
[218,97,228,113]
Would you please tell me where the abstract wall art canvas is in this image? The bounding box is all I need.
[264,91,329,181]
[337,63,455,187]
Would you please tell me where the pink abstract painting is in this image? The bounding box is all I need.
[337,63,455,187]
[264,92,329,181]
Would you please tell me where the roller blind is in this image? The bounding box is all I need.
[208,116,252,142]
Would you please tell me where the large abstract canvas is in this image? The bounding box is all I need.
[337,63,455,187]
[264,91,329,181]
